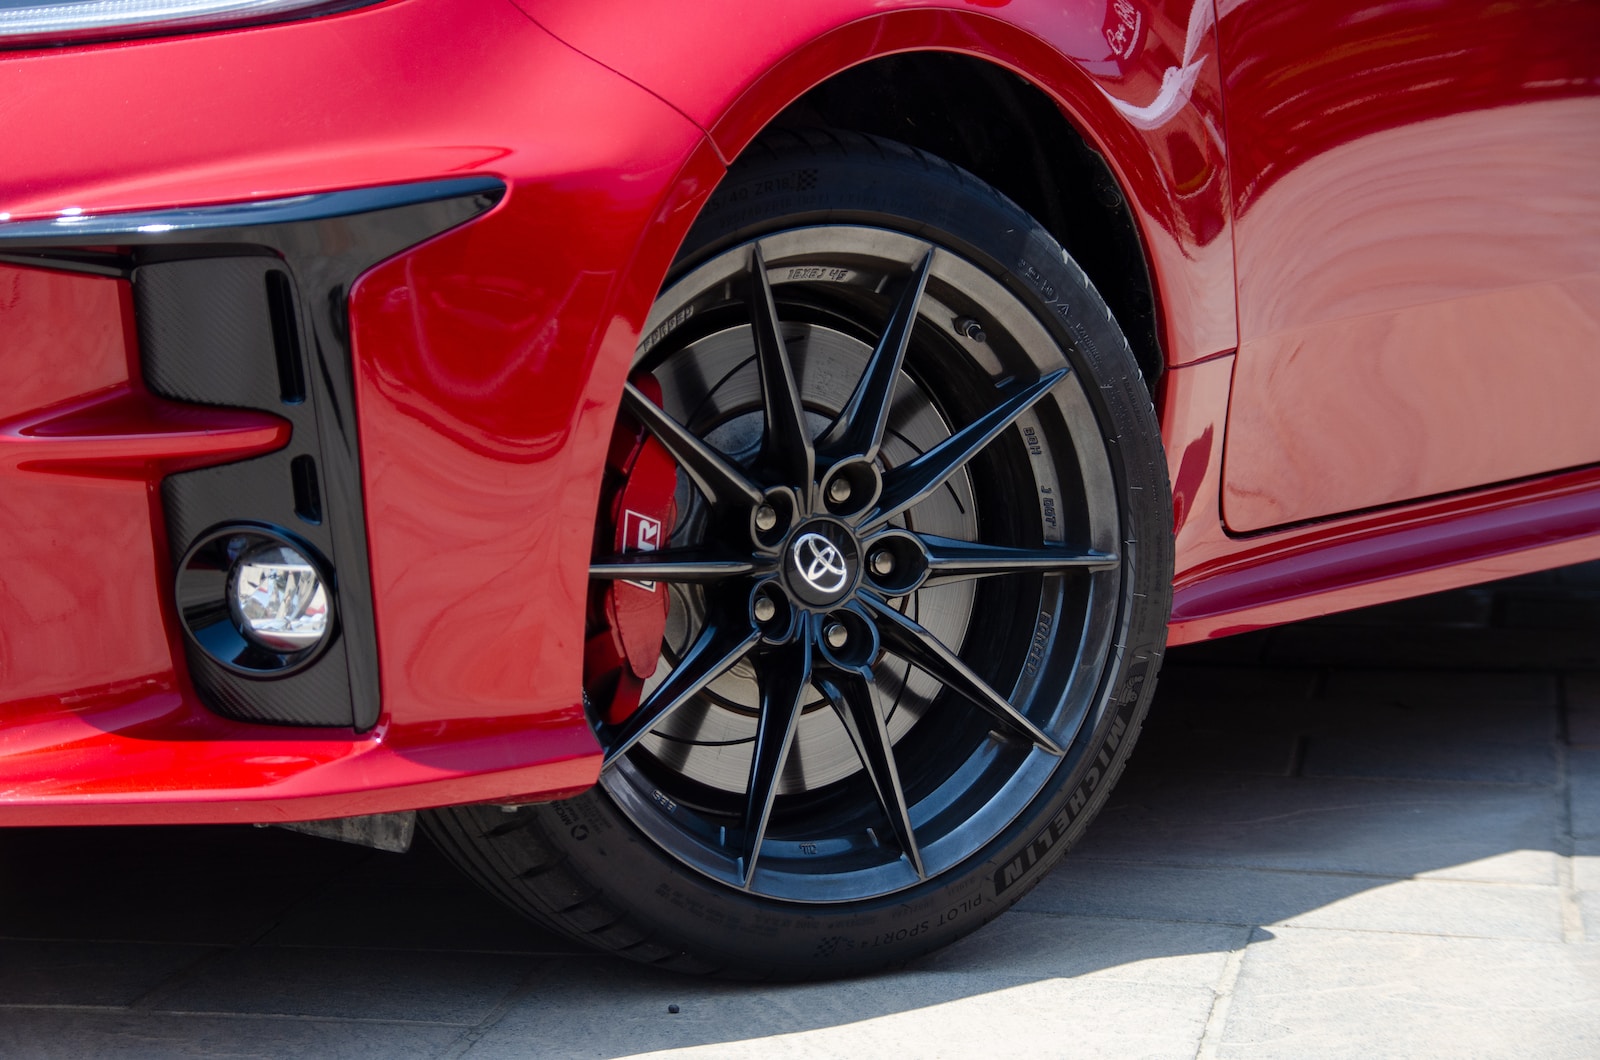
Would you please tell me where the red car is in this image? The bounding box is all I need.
[3,0,1596,977]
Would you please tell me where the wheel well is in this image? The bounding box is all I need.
[766,52,1163,387]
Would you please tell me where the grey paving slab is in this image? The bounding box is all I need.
[1019,860,1565,941]
[1571,749,1600,840]
[257,876,582,955]
[1129,725,1301,776]
[906,909,1247,984]
[1579,840,1600,943]
[1150,664,1318,707]
[0,826,361,946]
[1500,588,1600,630]
[1576,840,1600,893]
[1079,770,1564,884]
[0,940,216,1007]
[0,1010,464,1060]
[153,946,532,1024]
[1320,669,1560,721]
[1264,625,1600,671]
[1570,675,1600,749]
[251,839,583,955]
[463,957,1218,1060]
[1301,733,1556,784]
[1216,929,1600,1060]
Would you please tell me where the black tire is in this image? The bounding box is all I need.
[424,129,1172,978]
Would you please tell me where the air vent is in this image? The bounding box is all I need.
[291,454,323,525]
[265,269,306,404]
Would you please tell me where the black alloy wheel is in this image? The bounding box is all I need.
[425,131,1172,977]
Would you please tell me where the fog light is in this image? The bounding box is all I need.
[176,524,337,675]
[229,544,329,651]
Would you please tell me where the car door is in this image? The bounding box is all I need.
[1216,0,1600,532]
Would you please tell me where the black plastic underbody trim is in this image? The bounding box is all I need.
[0,177,505,729]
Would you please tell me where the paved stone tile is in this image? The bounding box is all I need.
[155,946,531,1024]
[1571,749,1600,841]
[1152,664,1318,708]
[1080,771,1563,884]
[1576,843,1600,941]
[908,910,1246,984]
[258,876,580,955]
[1264,625,1600,671]
[463,958,1217,1060]
[1321,669,1559,721]
[1548,560,1600,587]
[0,940,216,1007]
[0,826,361,946]
[0,1010,463,1059]
[1131,726,1301,776]
[1021,861,1564,941]
[1217,929,1600,1059]
[1569,676,1600,749]
[1302,734,1555,785]
[1500,588,1600,631]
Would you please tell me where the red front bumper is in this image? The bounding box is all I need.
[0,0,717,824]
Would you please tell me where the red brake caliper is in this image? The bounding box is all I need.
[585,375,678,725]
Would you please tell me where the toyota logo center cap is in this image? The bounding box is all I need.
[786,527,857,604]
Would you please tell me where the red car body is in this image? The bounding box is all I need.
[2,0,1597,831]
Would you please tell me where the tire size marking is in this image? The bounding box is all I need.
[784,266,853,283]
[1024,611,1054,677]
[1022,425,1044,457]
[1016,258,1057,301]
[639,304,695,357]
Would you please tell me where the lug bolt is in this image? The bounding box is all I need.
[824,622,849,650]
[827,477,852,505]
[870,550,895,577]
[754,504,778,533]
[754,597,777,624]
[955,317,987,343]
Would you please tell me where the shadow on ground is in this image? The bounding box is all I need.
[3,563,1598,1058]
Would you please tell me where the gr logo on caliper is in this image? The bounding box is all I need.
[622,509,662,591]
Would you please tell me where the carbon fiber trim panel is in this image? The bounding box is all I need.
[1,178,505,730]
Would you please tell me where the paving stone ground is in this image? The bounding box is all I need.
[4,563,1599,1058]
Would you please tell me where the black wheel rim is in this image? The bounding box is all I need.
[590,226,1125,902]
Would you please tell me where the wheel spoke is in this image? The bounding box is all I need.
[862,594,1063,755]
[749,243,815,492]
[622,382,764,509]
[916,533,1119,586]
[817,665,925,878]
[861,369,1067,533]
[740,622,814,887]
[589,548,768,584]
[817,251,932,464]
[602,618,761,768]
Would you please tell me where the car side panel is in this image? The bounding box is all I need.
[1216,0,1600,531]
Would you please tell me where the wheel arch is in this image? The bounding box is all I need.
[557,0,1237,387]
[764,52,1164,389]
